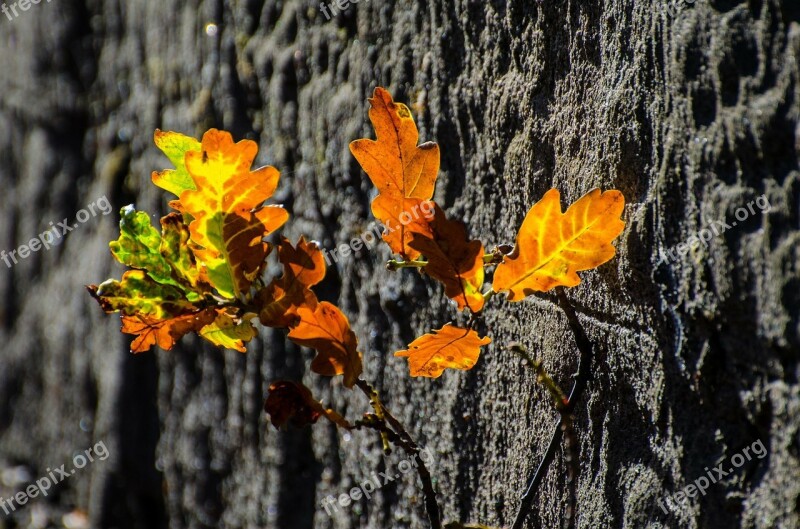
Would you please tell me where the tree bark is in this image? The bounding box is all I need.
[1,1,798,528]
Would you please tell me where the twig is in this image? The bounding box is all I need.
[511,287,594,529]
[356,379,442,529]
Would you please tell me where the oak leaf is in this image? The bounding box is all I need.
[350,87,439,259]
[151,130,201,198]
[287,302,363,388]
[198,309,257,353]
[120,309,217,353]
[493,188,625,299]
[394,324,491,378]
[408,203,485,312]
[180,129,289,298]
[256,237,326,328]
[264,380,351,429]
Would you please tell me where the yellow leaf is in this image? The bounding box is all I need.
[493,188,625,299]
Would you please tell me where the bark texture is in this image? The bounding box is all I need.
[1,1,798,528]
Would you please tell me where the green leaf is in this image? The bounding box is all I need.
[87,270,196,318]
[199,311,257,352]
[151,129,201,197]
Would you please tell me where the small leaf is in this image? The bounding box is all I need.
[199,310,257,353]
[152,130,201,198]
[493,188,625,299]
[88,270,196,318]
[408,203,485,312]
[264,380,351,429]
[121,309,217,353]
[395,324,491,378]
[288,302,363,388]
[350,87,439,259]
[256,237,326,328]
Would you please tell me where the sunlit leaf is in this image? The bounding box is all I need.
[394,324,491,378]
[180,129,289,298]
[152,129,201,198]
[408,203,485,312]
[288,302,363,388]
[350,87,439,259]
[198,309,257,353]
[493,188,625,299]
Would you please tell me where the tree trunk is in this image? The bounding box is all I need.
[1,1,798,528]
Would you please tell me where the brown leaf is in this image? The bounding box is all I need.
[264,380,351,429]
[408,203,485,312]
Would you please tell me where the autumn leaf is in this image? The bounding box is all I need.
[493,188,625,299]
[151,130,201,198]
[109,207,209,300]
[350,87,439,259]
[120,309,217,353]
[408,203,485,312]
[256,237,326,328]
[287,302,363,388]
[198,309,257,353]
[264,380,351,429]
[394,324,491,378]
[88,270,197,318]
[180,129,289,299]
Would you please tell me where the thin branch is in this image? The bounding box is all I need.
[356,379,442,529]
[512,287,594,529]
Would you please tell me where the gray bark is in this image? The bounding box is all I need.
[1,1,798,528]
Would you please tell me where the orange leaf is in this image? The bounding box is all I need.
[287,302,363,388]
[394,324,491,378]
[180,129,289,298]
[256,237,326,328]
[408,203,485,312]
[493,188,625,299]
[264,380,351,429]
[350,87,439,259]
[121,309,217,353]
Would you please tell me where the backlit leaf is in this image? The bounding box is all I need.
[394,324,491,378]
[288,302,363,388]
[408,203,485,312]
[256,237,326,328]
[152,129,201,198]
[87,270,196,318]
[120,309,217,353]
[350,87,439,259]
[198,309,257,353]
[493,188,625,299]
[264,380,351,429]
[180,129,289,298]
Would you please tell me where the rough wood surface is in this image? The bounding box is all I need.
[1,1,798,528]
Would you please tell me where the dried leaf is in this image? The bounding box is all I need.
[493,188,625,299]
[394,324,491,378]
[264,380,351,429]
[288,302,363,388]
[350,87,439,259]
[408,203,485,312]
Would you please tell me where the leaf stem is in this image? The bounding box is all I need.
[386,259,428,271]
[511,288,593,529]
[356,379,442,529]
